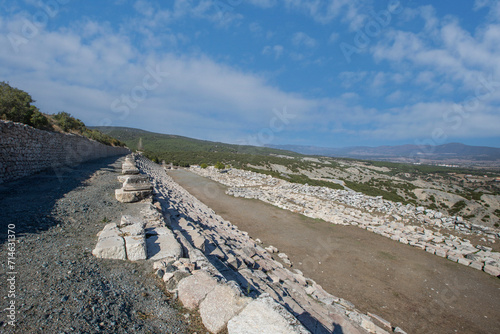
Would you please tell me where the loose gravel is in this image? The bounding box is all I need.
[0,156,199,334]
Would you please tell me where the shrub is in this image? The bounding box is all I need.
[0,81,51,129]
[200,163,208,169]
[215,161,225,170]
[53,111,85,132]
[449,200,467,215]
[30,110,49,129]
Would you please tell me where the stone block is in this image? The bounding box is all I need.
[115,188,151,203]
[367,312,392,330]
[483,265,500,277]
[457,258,472,266]
[122,177,152,191]
[435,249,448,258]
[199,283,251,333]
[122,167,140,175]
[165,271,191,292]
[124,235,147,261]
[360,315,390,334]
[178,270,218,310]
[145,226,172,236]
[97,226,121,240]
[146,232,183,261]
[227,294,309,334]
[121,223,145,236]
[103,222,118,230]
[469,261,484,270]
[92,236,126,260]
[119,215,145,228]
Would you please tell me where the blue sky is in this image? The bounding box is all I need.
[1,0,499,148]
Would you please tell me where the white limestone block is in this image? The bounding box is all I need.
[92,236,126,260]
[124,235,147,261]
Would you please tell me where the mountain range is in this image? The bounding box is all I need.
[267,143,500,164]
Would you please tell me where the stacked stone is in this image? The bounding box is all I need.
[137,156,402,334]
[0,120,129,184]
[92,200,183,260]
[115,155,152,203]
[192,166,500,278]
[93,179,311,333]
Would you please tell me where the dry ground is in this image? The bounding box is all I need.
[169,168,500,334]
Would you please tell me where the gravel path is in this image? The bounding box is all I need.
[0,156,198,334]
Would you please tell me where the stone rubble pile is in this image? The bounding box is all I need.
[135,156,407,334]
[191,167,500,278]
[91,156,316,333]
[115,155,152,203]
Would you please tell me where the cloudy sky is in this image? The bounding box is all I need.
[1,0,499,148]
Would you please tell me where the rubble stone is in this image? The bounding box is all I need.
[92,236,126,260]
[199,283,251,333]
[178,270,218,310]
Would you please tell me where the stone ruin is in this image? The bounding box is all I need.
[115,155,152,203]
[192,166,500,278]
[93,155,406,334]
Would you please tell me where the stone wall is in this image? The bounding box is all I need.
[0,120,130,183]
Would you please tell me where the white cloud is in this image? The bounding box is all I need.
[262,45,284,59]
[133,0,155,17]
[0,14,313,142]
[247,0,278,8]
[1,3,499,146]
[372,7,500,94]
[328,32,339,43]
[386,90,402,103]
[292,32,317,48]
[283,0,369,30]
[474,0,500,21]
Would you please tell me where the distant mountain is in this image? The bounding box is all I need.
[267,143,500,163]
[90,126,299,156]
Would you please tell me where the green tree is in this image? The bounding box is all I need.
[215,161,225,170]
[0,81,49,128]
[30,110,49,128]
[200,163,208,169]
[53,111,85,132]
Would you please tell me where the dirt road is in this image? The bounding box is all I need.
[169,168,500,334]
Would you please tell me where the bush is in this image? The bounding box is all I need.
[200,163,208,169]
[215,161,225,170]
[53,112,85,132]
[449,200,467,215]
[30,110,49,129]
[0,81,50,129]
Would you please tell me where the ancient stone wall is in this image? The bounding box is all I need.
[0,120,130,183]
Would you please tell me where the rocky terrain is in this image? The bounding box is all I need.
[240,155,500,228]
[2,151,498,333]
[191,166,500,278]
[134,155,403,333]
[0,156,203,333]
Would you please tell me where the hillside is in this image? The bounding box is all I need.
[91,126,299,155]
